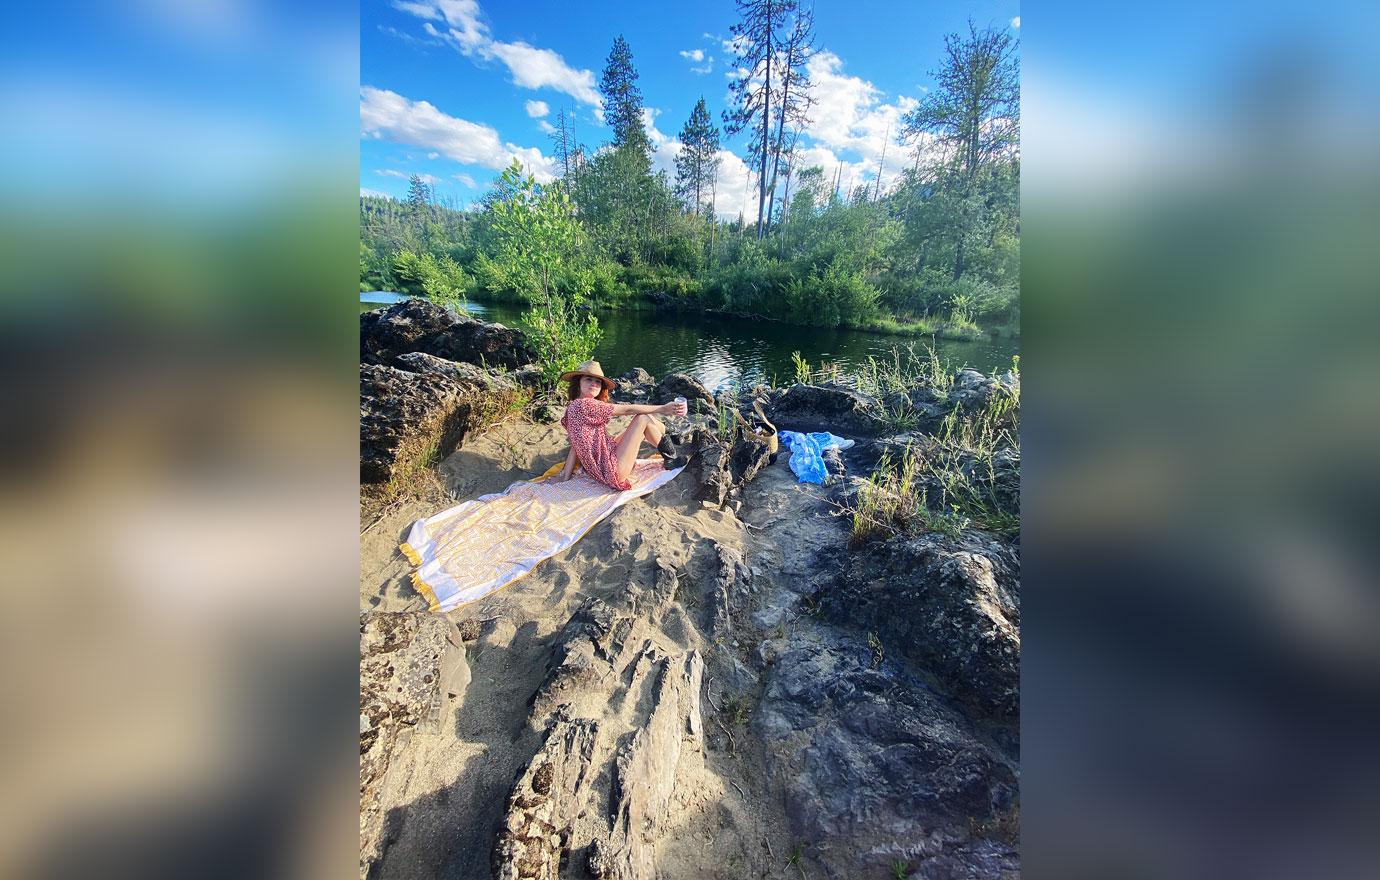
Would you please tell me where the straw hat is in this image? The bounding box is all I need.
[559,360,617,394]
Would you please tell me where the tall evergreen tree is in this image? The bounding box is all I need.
[724,0,795,239]
[675,97,721,217]
[406,173,432,216]
[599,35,651,158]
[902,20,1019,280]
[764,4,815,228]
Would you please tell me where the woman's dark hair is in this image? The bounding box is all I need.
[566,376,610,402]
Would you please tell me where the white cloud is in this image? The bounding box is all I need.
[361,187,392,199]
[452,172,477,187]
[360,85,557,181]
[391,1,442,20]
[488,41,601,105]
[525,100,550,118]
[378,24,441,47]
[427,151,439,159]
[538,119,556,134]
[712,150,762,223]
[679,49,705,62]
[640,102,761,223]
[641,108,681,180]
[395,1,601,107]
[1011,16,1020,29]
[691,63,713,76]
[376,168,442,185]
[802,50,917,176]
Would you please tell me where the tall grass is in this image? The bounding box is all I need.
[849,357,1020,544]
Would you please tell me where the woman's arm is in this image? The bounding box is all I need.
[555,445,578,482]
[610,402,683,417]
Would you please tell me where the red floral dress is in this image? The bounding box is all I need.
[560,397,632,491]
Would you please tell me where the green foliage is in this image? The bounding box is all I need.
[521,305,602,386]
[675,97,721,216]
[600,35,651,156]
[358,23,1019,341]
[701,240,793,313]
[392,249,471,309]
[484,160,602,383]
[783,264,881,328]
[849,360,1020,545]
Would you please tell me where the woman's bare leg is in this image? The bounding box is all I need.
[614,414,651,480]
[612,415,660,445]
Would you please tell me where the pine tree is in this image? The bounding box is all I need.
[724,0,795,239]
[599,35,651,158]
[675,97,721,217]
[764,4,814,228]
[406,174,432,216]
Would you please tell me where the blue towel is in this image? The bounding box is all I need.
[779,431,855,484]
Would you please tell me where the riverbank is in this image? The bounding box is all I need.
[367,293,1019,391]
[457,288,1020,343]
[359,299,1020,879]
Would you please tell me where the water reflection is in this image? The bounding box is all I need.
[362,295,1019,386]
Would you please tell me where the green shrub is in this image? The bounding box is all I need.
[783,265,881,328]
[392,249,471,309]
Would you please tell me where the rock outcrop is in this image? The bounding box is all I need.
[756,633,1018,877]
[359,612,468,880]
[689,427,775,509]
[590,651,704,880]
[948,367,1018,413]
[612,368,656,404]
[490,560,709,880]
[769,382,887,436]
[651,373,715,410]
[815,532,1021,720]
[360,360,523,486]
[493,715,600,880]
[361,298,536,370]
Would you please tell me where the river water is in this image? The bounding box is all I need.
[361,292,1018,391]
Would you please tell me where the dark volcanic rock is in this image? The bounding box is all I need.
[612,367,656,404]
[685,428,774,508]
[757,635,1017,878]
[651,373,715,410]
[948,368,1009,412]
[361,298,535,370]
[360,362,521,485]
[769,382,886,437]
[910,839,1020,879]
[395,352,520,394]
[816,532,1020,720]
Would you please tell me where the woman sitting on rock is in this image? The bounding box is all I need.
[555,361,688,490]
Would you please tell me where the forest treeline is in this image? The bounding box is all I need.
[361,8,1018,370]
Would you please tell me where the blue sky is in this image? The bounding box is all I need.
[361,0,1020,219]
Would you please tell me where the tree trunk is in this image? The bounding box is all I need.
[756,2,773,240]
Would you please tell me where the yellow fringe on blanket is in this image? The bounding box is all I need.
[409,571,441,613]
[399,541,423,566]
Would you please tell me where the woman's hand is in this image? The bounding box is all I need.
[661,400,688,417]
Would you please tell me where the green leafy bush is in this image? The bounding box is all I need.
[392,249,471,308]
